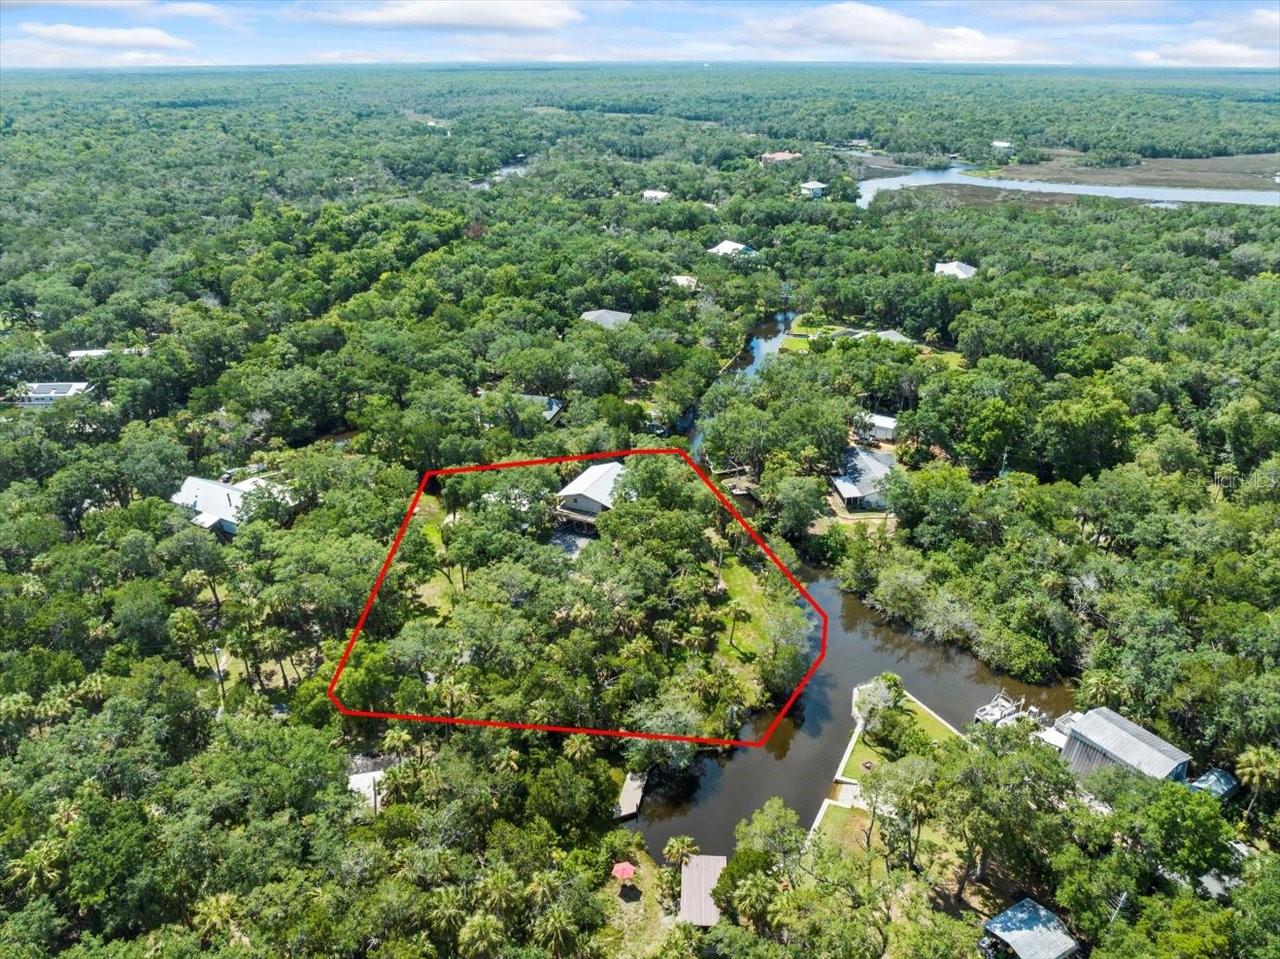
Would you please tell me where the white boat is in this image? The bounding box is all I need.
[975,689,1023,725]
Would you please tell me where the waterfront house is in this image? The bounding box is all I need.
[1058,707,1190,781]
[707,240,753,257]
[13,382,93,407]
[170,475,275,537]
[580,308,633,329]
[991,140,1014,151]
[935,260,978,280]
[830,448,895,510]
[555,461,625,519]
[980,899,1079,959]
[642,189,670,203]
[800,180,828,198]
[679,855,727,926]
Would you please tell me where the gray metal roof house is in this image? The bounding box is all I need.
[1060,707,1190,782]
[580,308,633,329]
[679,855,726,927]
[982,899,1079,959]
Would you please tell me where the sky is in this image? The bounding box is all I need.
[1,0,1278,71]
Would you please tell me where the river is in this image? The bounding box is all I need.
[855,164,1280,208]
[631,571,1074,856]
[635,321,1075,857]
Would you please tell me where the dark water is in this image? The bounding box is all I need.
[856,164,1280,208]
[631,571,1073,856]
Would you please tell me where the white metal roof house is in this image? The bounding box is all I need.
[68,347,148,361]
[13,382,93,407]
[866,413,897,442]
[555,461,625,517]
[853,329,917,345]
[800,180,828,198]
[831,448,895,510]
[580,308,633,329]
[679,855,727,926]
[642,189,670,203]
[935,260,978,280]
[707,240,753,257]
[170,475,274,537]
[991,140,1014,151]
[981,899,1079,959]
[670,274,699,290]
[1059,707,1191,781]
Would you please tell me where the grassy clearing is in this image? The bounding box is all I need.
[841,698,958,781]
[411,494,456,619]
[717,556,771,661]
[593,852,670,959]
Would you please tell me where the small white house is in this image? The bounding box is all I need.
[642,189,670,204]
[853,329,916,346]
[760,150,803,164]
[934,260,977,280]
[866,413,897,442]
[13,382,93,407]
[991,140,1014,151]
[669,274,699,290]
[555,461,625,517]
[580,308,633,329]
[707,240,752,257]
[800,180,828,199]
[68,347,148,361]
[170,475,274,537]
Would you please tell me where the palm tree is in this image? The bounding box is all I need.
[381,727,414,760]
[662,835,699,868]
[6,838,63,893]
[457,912,505,959]
[427,885,467,939]
[191,891,243,944]
[1078,668,1129,710]
[525,870,561,912]
[533,903,577,958]
[732,873,775,932]
[725,600,750,649]
[563,734,595,763]
[1237,745,1280,821]
[492,747,521,775]
[478,863,523,920]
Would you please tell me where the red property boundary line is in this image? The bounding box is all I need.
[327,447,830,748]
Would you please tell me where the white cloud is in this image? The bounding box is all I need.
[1134,38,1278,67]
[18,20,195,48]
[739,2,1040,62]
[1135,6,1279,67]
[962,1,1169,23]
[296,1,584,32]
[0,0,249,30]
[0,36,207,65]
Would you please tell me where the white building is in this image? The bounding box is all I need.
[555,461,625,517]
[642,189,670,203]
[580,308,633,330]
[800,180,828,198]
[991,140,1014,151]
[853,329,916,346]
[934,260,977,280]
[68,347,148,361]
[866,413,897,442]
[669,274,699,290]
[13,382,93,407]
[170,475,274,537]
[760,150,803,164]
[707,240,752,257]
[1057,708,1191,782]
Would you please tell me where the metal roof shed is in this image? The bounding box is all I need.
[1061,707,1190,781]
[679,855,726,927]
[983,899,1079,959]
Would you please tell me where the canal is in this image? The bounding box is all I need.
[636,314,1074,857]
[631,570,1074,856]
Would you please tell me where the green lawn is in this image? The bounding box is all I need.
[717,557,771,661]
[413,494,455,618]
[841,697,958,781]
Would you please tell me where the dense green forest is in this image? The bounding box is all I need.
[1,65,1278,958]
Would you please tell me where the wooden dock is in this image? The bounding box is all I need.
[613,770,648,820]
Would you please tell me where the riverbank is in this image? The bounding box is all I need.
[982,150,1280,191]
